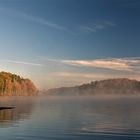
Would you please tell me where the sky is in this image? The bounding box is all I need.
[0,0,140,89]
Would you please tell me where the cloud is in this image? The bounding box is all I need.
[49,71,140,81]
[51,72,113,79]
[0,59,44,67]
[44,57,140,73]
[0,6,66,31]
[80,20,116,33]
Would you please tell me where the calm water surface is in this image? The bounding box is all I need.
[0,96,140,140]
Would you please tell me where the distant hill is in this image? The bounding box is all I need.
[46,78,140,95]
[0,72,38,96]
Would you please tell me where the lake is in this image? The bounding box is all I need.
[0,95,140,140]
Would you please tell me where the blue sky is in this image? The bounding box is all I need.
[0,0,140,89]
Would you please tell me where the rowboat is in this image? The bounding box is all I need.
[0,107,15,110]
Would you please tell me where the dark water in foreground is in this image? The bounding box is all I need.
[0,96,140,140]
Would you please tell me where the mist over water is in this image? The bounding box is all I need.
[0,95,140,139]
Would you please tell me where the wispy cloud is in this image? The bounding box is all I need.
[0,6,66,31]
[49,71,140,82]
[51,72,113,79]
[80,20,116,33]
[0,59,44,67]
[44,57,140,73]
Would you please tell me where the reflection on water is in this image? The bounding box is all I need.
[33,96,140,139]
[77,97,140,134]
[0,96,140,139]
[0,98,35,127]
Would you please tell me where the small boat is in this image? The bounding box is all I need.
[0,107,15,110]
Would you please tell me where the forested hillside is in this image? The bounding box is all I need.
[0,72,38,96]
[46,78,140,95]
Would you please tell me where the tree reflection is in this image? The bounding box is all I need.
[0,98,35,127]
